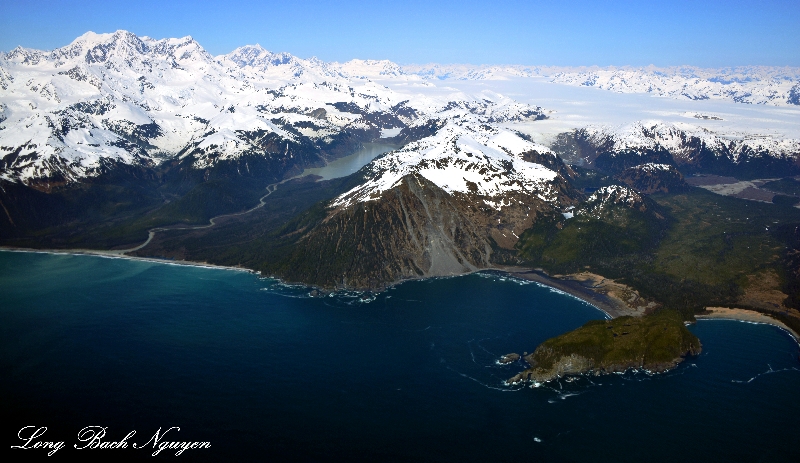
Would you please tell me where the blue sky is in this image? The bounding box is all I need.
[1,0,798,66]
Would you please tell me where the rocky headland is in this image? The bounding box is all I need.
[507,310,702,384]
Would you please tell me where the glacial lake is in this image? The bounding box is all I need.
[301,142,399,180]
[2,250,799,462]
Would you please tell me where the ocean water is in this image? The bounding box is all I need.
[2,250,799,462]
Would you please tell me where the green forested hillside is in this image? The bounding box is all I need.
[516,187,800,325]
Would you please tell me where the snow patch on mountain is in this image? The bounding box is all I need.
[575,185,646,218]
[629,163,674,173]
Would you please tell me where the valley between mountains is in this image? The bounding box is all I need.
[2,30,800,383]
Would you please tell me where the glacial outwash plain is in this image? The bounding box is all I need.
[2,31,800,384]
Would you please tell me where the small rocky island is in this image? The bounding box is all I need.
[497,353,521,365]
[509,311,702,384]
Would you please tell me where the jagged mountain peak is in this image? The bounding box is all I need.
[627,162,676,173]
[2,29,214,70]
[218,45,342,81]
[81,31,151,65]
[615,163,687,194]
[587,185,645,203]
[86,30,144,44]
[331,116,565,211]
[575,185,648,218]
[63,30,148,56]
[5,45,48,65]
[222,44,297,68]
[631,162,677,174]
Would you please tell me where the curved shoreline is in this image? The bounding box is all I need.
[0,246,260,274]
[490,266,639,318]
[3,246,799,346]
[0,247,619,317]
[696,307,800,345]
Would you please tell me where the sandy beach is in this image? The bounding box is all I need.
[697,307,800,344]
[497,268,800,346]
[0,246,258,274]
[495,266,651,318]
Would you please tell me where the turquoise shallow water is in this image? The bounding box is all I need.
[301,142,398,180]
[2,250,799,462]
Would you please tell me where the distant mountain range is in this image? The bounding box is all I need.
[548,66,800,106]
[553,121,800,177]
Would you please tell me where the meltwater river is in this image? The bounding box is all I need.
[2,251,799,462]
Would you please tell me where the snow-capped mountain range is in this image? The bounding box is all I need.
[573,121,800,171]
[0,31,393,185]
[3,31,799,291]
[1,30,798,206]
[0,30,551,194]
[548,66,800,106]
[342,62,800,106]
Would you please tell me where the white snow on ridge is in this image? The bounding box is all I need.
[331,118,560,210]
[389,64,800,107]
[575,185,645,218]
[549,66,800,106]
[580,121,800,162]
[630,163,674,173]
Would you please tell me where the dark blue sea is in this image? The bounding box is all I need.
[2,250,799,462]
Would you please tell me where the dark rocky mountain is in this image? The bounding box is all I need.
[271,174,497,289]
[615,163,688,194]
[788,82,800,105]
[267,133,584,290]
[552,122,800,178]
